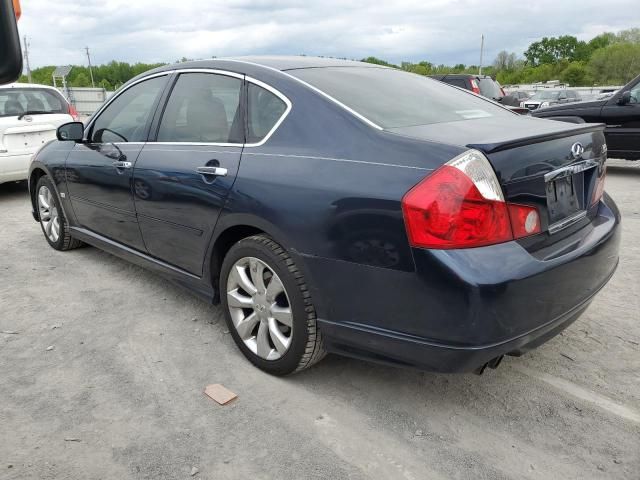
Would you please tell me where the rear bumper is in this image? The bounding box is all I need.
[306,194,621,372]
[0,152,33,182]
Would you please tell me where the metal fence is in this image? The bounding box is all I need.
[56,87,114,116]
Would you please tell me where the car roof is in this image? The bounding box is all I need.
[132,56,386,89]
[220,56,380,71]
[0,83,60,91]
[159,56,380,74]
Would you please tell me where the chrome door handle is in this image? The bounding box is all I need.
[196,166,228,177]
[112,161,132,169]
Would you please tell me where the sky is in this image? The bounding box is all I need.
[17,0,640,69]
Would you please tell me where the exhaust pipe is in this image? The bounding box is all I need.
[473,355,504,375]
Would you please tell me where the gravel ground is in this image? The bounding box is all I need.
[1,162,639,480]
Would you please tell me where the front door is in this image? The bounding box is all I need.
[601,80,640,158]
[133,72,245,275]
[65,75,168,250]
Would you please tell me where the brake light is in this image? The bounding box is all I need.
[68,104,79,121]
[470,79,480,95]
[591,167,606,206]
[402,150,541,249]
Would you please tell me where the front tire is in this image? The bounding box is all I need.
[35,176,83,251]
[220,235,326,375]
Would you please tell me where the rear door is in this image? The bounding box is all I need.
[601,80,640,158]
[65,74,169,250]
[132,71,245,276]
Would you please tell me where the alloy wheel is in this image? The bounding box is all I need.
[226,257,293,360]
[38,185,60,243]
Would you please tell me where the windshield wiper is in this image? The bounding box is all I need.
[17,111,57,120]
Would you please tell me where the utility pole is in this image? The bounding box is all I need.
[85,46,95,87]
[479,34,484,75]
[23,36,32,83]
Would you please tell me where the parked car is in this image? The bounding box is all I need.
[501,90,530,106]
[522,89,582,110]
[428,73,505,101]
[29,57,619,375]
[0,83,78,184]
[533,74,640,160]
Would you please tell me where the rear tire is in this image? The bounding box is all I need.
[35,176,83,251]
[220,234,326,375]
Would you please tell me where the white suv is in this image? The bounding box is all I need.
[1,83,77,184]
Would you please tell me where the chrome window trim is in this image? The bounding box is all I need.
[89,67,293,148]
[243,76,293,147]
[220,59,384,131]
[83,71,176,139]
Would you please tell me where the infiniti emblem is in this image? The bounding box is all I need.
[571,142,584,159]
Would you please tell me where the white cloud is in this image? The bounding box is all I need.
[17,0,640,68]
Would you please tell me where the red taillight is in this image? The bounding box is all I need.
[68,104,79,121]
[402,150,541,249]
[508,203,541,239]
[591,167,606,206]
[470,79,480,95]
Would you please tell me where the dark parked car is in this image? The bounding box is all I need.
[29,57,619,376]
[533,74,640,160]
[523,89,582,110]
[428,73,505,101]
[501,90,530,107]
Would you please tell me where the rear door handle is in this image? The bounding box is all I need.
[196,166,228,177]
[112,161,132,169]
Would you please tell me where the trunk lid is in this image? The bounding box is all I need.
[0,113,71,155]
[387,116,607,244]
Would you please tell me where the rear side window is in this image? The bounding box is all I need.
[247,83,287,143]
[478,78,502,100]
[91,76,166,143]
[157,73,243,144]
[444,78,468,89]
[291,67,512,128]
[0,88,66,117]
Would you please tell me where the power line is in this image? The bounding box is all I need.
[85,46,95,87]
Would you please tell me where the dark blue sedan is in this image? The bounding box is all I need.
[28,57,620,375]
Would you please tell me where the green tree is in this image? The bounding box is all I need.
[589,43,640,84]
[71,72,90,87]
[361,56,398,68]
[560,62,590,86]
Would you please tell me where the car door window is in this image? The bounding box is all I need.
[629,84,640,104]
[90,76,166,143]
[247,83,287,143]
[157,73,243,144]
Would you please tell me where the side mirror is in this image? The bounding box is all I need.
[0,0,23,85]
[57,122,85,142]
[618,91,631,105]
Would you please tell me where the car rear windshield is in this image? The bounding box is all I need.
[290,67,512,128]
[478,78,503,100]
[0,88,67,117]
[530,91,561,101]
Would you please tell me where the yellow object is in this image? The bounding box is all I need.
[13,0,21,20]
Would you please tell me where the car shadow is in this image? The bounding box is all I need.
[0,180,29,198]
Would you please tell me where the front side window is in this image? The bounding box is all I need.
[91,76,166,143]
[157,73,242,143]
[628,84,640,104]
[247,83,287,143]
